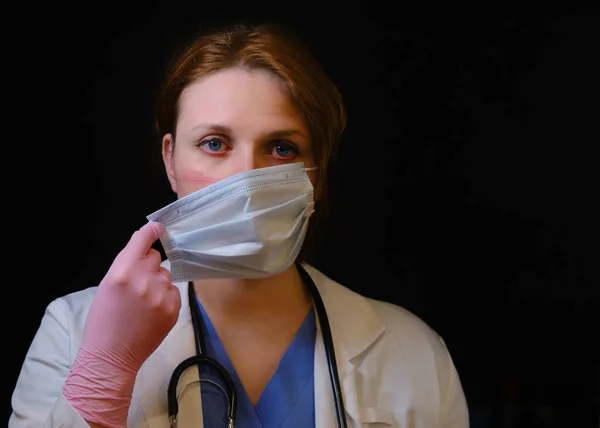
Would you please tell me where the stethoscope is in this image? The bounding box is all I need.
[167,263,347,428]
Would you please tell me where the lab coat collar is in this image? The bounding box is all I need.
[136,262,386,428]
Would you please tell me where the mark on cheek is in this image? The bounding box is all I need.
[181,169,219,186]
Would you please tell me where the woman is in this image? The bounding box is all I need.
[9,23,469,428]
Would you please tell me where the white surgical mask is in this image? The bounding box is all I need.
[146,162,316,282]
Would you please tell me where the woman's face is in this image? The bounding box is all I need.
[162,67,316,199]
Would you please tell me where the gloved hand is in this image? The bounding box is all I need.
[63,221,181,428]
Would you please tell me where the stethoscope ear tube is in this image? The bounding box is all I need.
[296,264,348,428]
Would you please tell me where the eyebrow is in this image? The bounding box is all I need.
[191,123,232,134]
[268,129,308,139]
[190,123,308,139]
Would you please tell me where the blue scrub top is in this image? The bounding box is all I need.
[195,297,316,428]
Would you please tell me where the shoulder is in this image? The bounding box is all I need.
[362,297,469,425]
[304,263,459,385]
[304,264,469,424]
[363,295,458,378]
[42,286,99,335]
[303,263,443,348]
[367,296,446,351]
[49,286,98,314]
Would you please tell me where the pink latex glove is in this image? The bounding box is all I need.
[63,221,181,428]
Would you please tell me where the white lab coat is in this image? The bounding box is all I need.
[9,263,469,427]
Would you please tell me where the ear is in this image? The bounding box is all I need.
[162,133,178,194]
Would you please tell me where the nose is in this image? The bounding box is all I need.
[228,148,270,176]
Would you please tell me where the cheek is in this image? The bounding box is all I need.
[176,168,219,195]
[181,169,219,184]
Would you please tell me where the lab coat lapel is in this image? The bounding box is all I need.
[304,264,386,428]
[135,280,206,428]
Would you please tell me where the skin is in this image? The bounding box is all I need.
[162,67,318,405]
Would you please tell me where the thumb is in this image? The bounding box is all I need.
[124,221,165,259]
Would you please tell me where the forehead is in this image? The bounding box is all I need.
[176,67,306,134]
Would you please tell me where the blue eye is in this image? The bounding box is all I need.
[272,143,299,158]
[206,139,223,151]
[197,138,230,156]
[275,144,291,156]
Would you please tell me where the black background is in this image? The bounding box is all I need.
[6,3,600,427]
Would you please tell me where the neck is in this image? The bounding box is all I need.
[193,264,312,331]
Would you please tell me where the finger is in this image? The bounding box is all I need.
[156,266,173,283]
[143,249,164,270]
[125,221,165,259]
[165,285,182,317]
[148,276,180,313]
[144,267,172,289]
